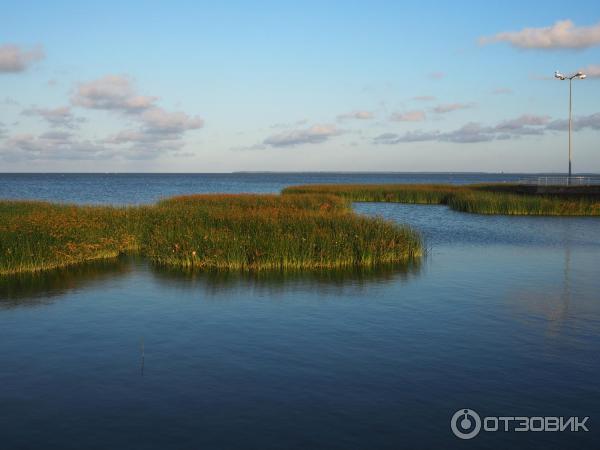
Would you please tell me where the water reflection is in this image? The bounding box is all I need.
[508,245,575,339]
[0,256,422,305]
[149,259,423,295]
[0,256,133,307]
[1,200,599,450]
[555,245,572,335]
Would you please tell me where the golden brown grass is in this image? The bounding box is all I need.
[282,183,600,216]
[0,194,422,276]
[0,200,138,275]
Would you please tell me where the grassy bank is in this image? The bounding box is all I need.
[448,190,600,215]
[282,183,460,204]
[282,184,600,216]
[0,194,422,276]
[0,201,138,275]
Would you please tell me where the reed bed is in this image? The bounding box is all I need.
[143,194,421,270]
[0,194,422,276]
[282,183,600,216]
[448,191,600,215]
[283,184,460,204]
[0,200,138,275]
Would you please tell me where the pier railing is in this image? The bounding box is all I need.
[517,176,600,186]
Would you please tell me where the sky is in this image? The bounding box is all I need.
[1,0,600,173]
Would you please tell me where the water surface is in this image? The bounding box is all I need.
[1,174,599,449]
[0,172,528,204]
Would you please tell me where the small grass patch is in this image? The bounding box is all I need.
[282,183,600,216]
[448,190,600,215]
[0,200,138,275]
[282,183,460,204]
[0,194,422,276]
[143,194,420,270]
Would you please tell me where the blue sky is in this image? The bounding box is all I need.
[1,0,600,172]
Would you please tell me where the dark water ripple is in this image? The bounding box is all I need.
[1,174,599,449]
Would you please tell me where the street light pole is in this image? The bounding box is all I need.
[569,77,572,182]
[555,70,586,185]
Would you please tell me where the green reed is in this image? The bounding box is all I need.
[282,184,460,204]
[0,200,138,275]
[0,194,422,276]
[448,191,600,215]
[282,183,600,216]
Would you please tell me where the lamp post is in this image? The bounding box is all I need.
[554,70,586,185]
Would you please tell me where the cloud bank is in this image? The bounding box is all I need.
[433,103,474,114]
[480,20,600,50]
[263,124,341,147]
[72,75,158,112]
[2,74,204,161]
[21,106,85,129]
[337,111,373,120]
[373,113,599,145]
[390,111,426,122]
[0,44,44,73]
[580,64,600,78]
[72,74,203,157]
[0,132,109,161]
[412,95,436,101]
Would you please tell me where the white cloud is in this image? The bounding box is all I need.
[374,125,494,144]
[443,123,495,143]
[390,111,426,122]
[494,114,550,133]
[546,112,600,131]
[580,64,600,78]
[39,131,74,140]
[271,119,308,129]
[140,107,204,133]
[412,95,436,101]
[0,133,109,161]
[2,73,205,161]
[103,128,186,158]
[230,143,268,152]
[0,127,197,161]
[374,131,440,144]
[433,103,474,114]
[71,74,204,156]
[480,20,600,50]
[373,113,572,144]
[0,44,44,73]
[21,106,85,129]
[337,111,374,120]
[263,124,341,147]
[72,75,157,112]
[104,129,164,145]
[101,108,203,154]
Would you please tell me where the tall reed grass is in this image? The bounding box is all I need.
[283,184,460,204]
[0,194,422,276]
[282,183,600,216]
[448,191,600,215]
[143,194,420,270]
[0,200,138,275]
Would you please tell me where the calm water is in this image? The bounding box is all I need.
[0,172,528,204]
[1,173,599,449]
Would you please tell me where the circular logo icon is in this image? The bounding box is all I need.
[451,409,481,439]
